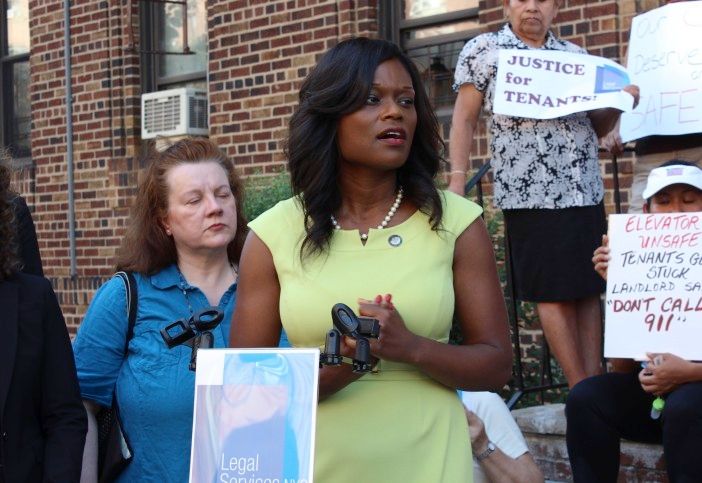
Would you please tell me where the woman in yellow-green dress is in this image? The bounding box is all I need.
[231,38,512,483]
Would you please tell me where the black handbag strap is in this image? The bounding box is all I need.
[114,271,138,354]
[95,272,138,481]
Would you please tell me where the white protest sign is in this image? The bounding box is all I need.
[604,213,702,360]
[493,49,634,119]
[189,349,319,483]
[620,2,702,142]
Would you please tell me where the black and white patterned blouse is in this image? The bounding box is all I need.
[453,24,603,210]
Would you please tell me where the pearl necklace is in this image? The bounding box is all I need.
[330,186,404,241]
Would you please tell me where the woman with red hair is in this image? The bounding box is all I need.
[74,137,247,482]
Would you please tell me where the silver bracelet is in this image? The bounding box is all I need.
[475,441,496,462]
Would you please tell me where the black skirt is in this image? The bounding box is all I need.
[504,203,607,303]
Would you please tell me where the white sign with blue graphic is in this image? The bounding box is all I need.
[189,349,320,483]
[493,49,635,120]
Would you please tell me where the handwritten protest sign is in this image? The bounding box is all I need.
[189,349,319,483]
[620,2,702,142]
[604,213,702,360]
[493,49,634,119]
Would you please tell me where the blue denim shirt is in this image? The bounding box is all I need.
[73,264,236,483]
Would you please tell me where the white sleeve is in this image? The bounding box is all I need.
[461,391,529,459]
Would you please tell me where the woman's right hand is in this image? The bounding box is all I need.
[318,335,374,401]
[356,295,422,364]
[592,234,610,280]
[338,330,377,362]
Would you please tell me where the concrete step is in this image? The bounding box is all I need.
[512,403,668,483]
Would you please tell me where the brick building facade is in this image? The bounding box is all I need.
[1,0,667,331]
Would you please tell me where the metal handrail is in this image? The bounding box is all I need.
[463,150,628,408]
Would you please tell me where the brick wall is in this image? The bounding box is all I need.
[27,0,142,330]
[207,0,379,176]
[15,0,656,332]
[19,0,382,330]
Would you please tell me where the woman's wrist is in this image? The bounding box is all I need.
[405,332,429,366]
[318,363,365,400]
[472,435,490,456]
[683,360,702,383]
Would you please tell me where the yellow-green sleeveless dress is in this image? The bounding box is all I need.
[249,190,482,483]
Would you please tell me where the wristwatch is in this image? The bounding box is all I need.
[475,441,496,462]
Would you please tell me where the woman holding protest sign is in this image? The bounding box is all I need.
[448,0,639,388]
[567,161,702,482]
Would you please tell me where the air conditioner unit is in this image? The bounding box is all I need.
[141,87,209,139]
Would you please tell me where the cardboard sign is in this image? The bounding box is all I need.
[493,49,634,119]
[620,2,702,142]
[189,349,319,483]
[604,213,702,360]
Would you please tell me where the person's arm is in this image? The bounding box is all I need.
[466,409,543,483]
[600,117,624,156]
[599,44,630,156]
[229,231,366,400]
[358,217,512,390]
[639,353,702,395]
[40,281,88,481]
[228,232,282,349]
[587,85,640,138]
[447,84,484,195]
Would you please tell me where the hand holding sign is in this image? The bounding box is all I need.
[623,85,640,110]
[638,352,691,395]
[592,234,610,280]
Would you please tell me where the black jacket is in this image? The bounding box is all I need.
[0,273,86,482]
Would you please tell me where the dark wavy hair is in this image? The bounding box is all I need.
[115,137,248,274]
[0,158,21,280]
[286,37,444,259]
